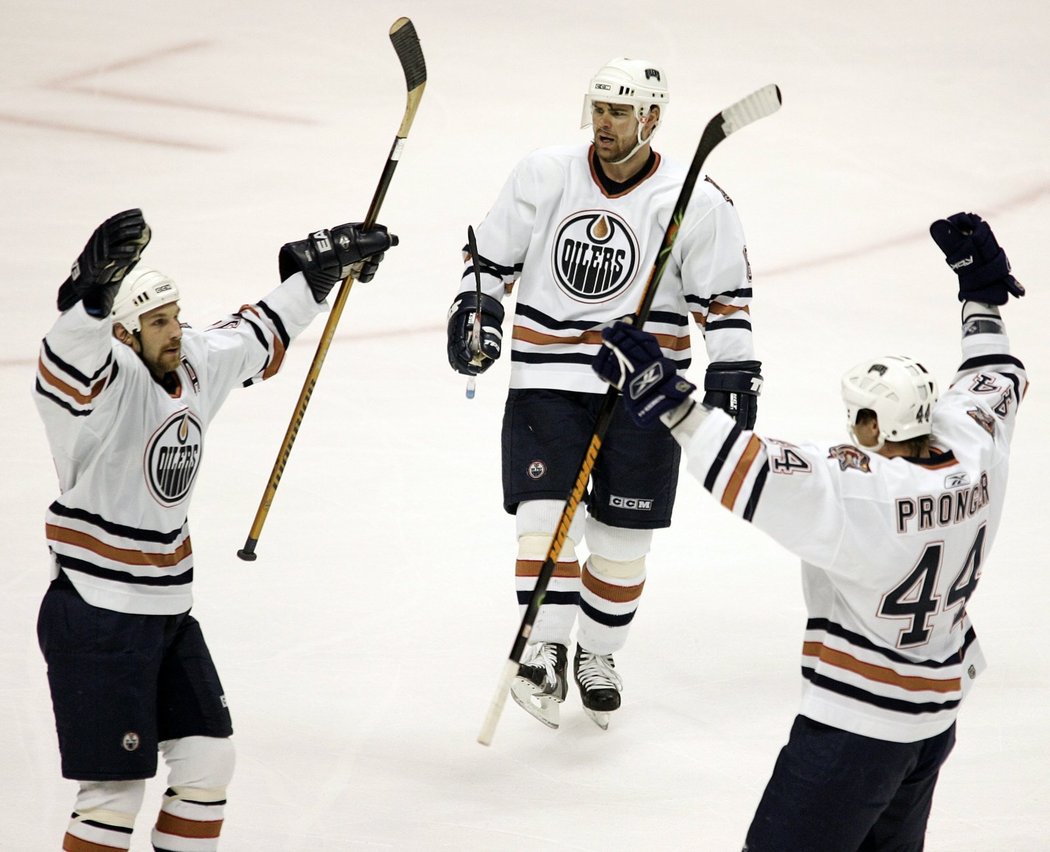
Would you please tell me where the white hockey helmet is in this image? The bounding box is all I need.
[111,266,180,333]
[841,355,939,448]
[580,57,669,131]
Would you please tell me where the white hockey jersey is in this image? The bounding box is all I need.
[34,273,325,616]
[462,144,755,393]
[670,310,1026,742]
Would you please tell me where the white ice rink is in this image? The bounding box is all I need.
[2,1,1048,848]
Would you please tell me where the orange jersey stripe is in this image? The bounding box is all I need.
[47,524,192,568]
[512,326,690,352]
[692,303,751,328]
[38,357,108,405]
[721,435,762,509]
[802,642,961,694]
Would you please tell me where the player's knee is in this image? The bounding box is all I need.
[516,499,585,559]
[160,736,235,801]
[72,778,146,829]
[586,519,652,578]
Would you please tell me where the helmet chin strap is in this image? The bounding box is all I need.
[609,110,659,166]
[849,424,884,454]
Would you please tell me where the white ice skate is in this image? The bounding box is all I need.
[510,642,568,729]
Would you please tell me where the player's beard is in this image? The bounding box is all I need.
[592,129,634,165]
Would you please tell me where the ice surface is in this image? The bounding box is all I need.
[2,1,1047,848]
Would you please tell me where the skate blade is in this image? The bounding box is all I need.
[583,707,611,731]
[510,678,562,729]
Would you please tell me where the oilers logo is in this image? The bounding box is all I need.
[145,411,203,507]
[551,210,639,303]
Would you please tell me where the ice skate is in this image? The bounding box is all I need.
[574,644,622,730]
[510,642,568,729]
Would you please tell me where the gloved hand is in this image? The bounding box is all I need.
[447,291,504,375]
[703,360,763,429]
[279,223,398,301]
[593,320,696,428]
[56,209,151,315]
[929,212,1024,305]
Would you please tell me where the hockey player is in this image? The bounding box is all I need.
[592,212,1026,849]
[446,57,762,730]
[34,209,394,851]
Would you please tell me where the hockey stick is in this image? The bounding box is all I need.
[465,224,483,399]
[237,18,426,561]
[477,83,782,745]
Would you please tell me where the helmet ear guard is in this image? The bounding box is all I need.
[841,355,939,450]
[110,266,179,333]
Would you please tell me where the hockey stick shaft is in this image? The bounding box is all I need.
[478,83,782,744]
[465,224,483,399]
[237,18,426,561]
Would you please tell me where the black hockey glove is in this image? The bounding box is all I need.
[594,320,697,428]
[56,208,151,316]
[703,360,763,429]
[447,291,504,375]
[278,223,398,302]
[929,212,1024,305]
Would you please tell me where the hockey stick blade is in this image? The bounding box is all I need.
[477,83,782,745]
[238,20,426,561]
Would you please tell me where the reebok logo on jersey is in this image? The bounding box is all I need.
[950,256,974,270]
[145,411,203,507]
[551,210,639,303]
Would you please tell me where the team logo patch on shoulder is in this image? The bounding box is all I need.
[550,209,639,303]
[828,444,871,472]
[967,407,996,435]
[145,410,203,506]
[122,732,141,752]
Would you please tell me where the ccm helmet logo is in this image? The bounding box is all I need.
[594,83,611,91]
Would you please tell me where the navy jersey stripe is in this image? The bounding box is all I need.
[257,299,290,349]
[742,459,769,522]
[41,338,114,386]
[35,380,91,416]
[59,555,193,587]
[704,425,742,492]
[801,667,961,715]
[806,618,975,670]
[50,501,185,545]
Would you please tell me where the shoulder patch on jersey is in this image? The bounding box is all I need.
[828,443,872,473]
[966,407,996,435]
[704,175,733,205]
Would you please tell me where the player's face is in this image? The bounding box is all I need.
[590,101,642,163]
[137,303,183,379]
